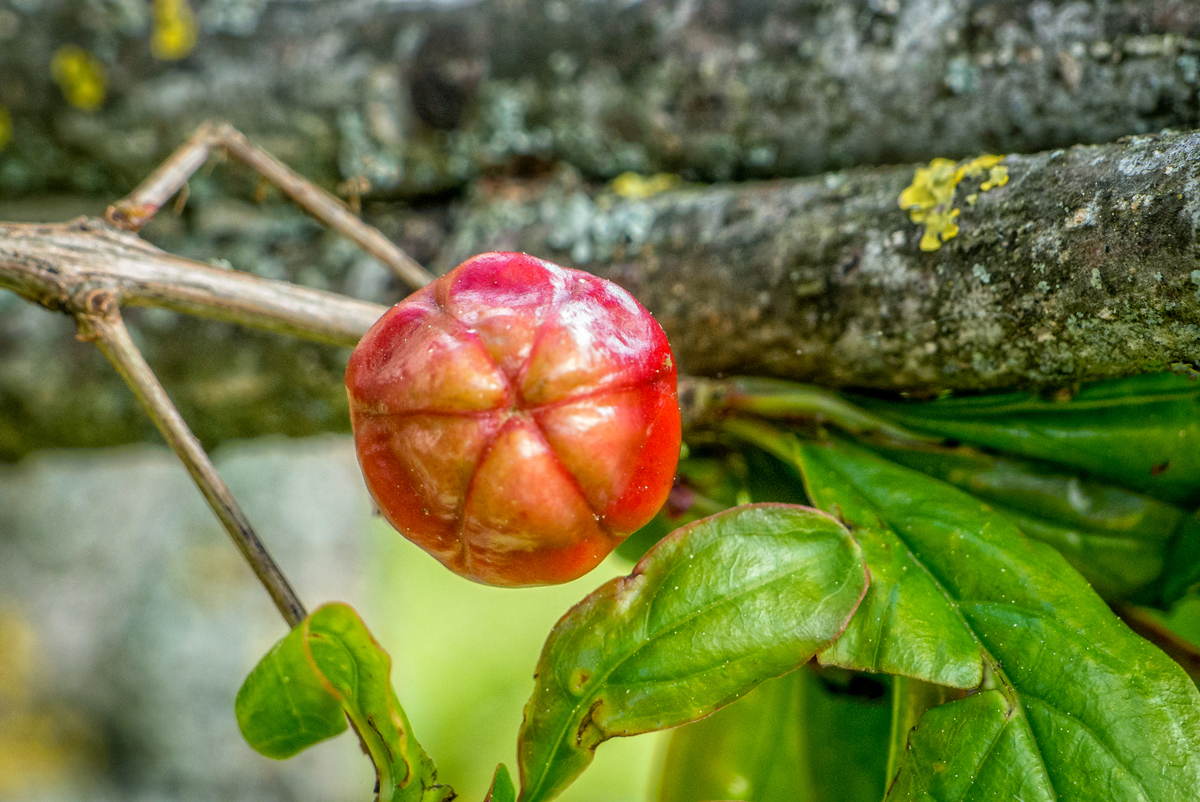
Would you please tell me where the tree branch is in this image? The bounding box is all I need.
[2,130,1198,457]
[5,0,1200,197]
[444,128,1200,392]
[75,296,307,628]
[106,121,434,289]
[0,216,382,345]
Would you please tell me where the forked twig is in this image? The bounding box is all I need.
[75,293,307,628]
[106,120,434,290]
[0,218,385,344]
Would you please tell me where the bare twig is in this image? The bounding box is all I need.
[75,294,308,628]
[0,215,729,430]
[106,121,434,290]
[0,217,385,345]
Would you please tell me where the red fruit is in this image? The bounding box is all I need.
[345,252,681,587]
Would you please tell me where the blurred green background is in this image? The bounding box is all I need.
[0,435,666,802]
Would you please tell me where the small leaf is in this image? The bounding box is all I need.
[236,603,451,802]
[486,764,517,802]
[863,440,1185,599]
[796,441,1200,800]
[657,665,890,802]
[856,371,1200,505]
[517,504,869,802]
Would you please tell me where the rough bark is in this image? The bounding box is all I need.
[4,0,1200,460]
[3,0,1200,197]
[2,129,1199,461]
[441,129,1200,391]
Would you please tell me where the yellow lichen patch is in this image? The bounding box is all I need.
[0,106,11,151]
[50,46,106,111]
[151,0,198,61]
[899,154,1008,251]
[610,171,680,200]
[981,164,1009,191]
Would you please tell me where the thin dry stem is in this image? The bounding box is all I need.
[76,297,308,628]
[106,120,434,290]
[0,218,385,345]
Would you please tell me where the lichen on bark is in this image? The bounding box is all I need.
[442,130,1200,392]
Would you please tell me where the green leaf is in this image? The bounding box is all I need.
[486,765,517,802]
[863,440,1185,599]
[725,420,982,689]
[657,666,890,802]
[517,504,869,802]
[657,667,812,802]
[885,689,1052,801]
[236,603,451,802]
[884,676,962,785]
[1164,510,1200,605]
[855,372,1200,506]
[796,440,1200,800]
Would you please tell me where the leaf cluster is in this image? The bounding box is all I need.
[235,372,1200,802]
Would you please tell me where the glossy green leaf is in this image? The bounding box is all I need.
[726,420,982,689]
[856,372,1200,505]
[797,441,1200,801]
[1164,511,1200,605]
[517,504,869,802]
[236,603,451,802]
[486,765,517,802]
[657,665,890,802]
[885,690,1053,801]
[864,440,1185,599]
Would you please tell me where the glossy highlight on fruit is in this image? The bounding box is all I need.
[346,252,681,587]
